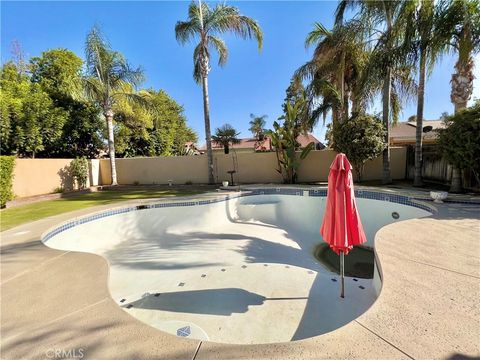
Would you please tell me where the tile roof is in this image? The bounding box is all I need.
[199,133,324,151]
[390,120,445,144]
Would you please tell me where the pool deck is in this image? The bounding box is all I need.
[1,187,479,359]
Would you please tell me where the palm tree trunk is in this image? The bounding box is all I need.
[414,50,426,187]
[105,109,118,186]
[382,67,392,184]
[449,57,474,193]
[201,75,215,184]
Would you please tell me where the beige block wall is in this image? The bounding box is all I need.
[297,150,338,182]
[214,152,283,184]
[12,159,75,198]
[98,148,406,186]
[362,147,406,181]
[99,156,209,185]
[9,148,406,198]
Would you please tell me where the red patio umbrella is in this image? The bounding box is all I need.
[320,153,367,298]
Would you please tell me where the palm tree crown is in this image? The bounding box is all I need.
[249,114,267,140]
[175,1,263,82]
[211,123,241,154]
[84,26,146,112]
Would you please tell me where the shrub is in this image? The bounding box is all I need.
[0,156,16,207]
[331,113,386,181]
[268,96,315,184]
[185,180,193,185]
[70,157,89,189]
[437,102,480,186]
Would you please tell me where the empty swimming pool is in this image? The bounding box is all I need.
[42,188,432,344]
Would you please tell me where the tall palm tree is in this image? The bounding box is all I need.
[440,0,480,192]
[211,124,241,154]
[249,114,267,140]
[336,0,411,184]
[404,0,450,187]
[175,1,262,184]
[83,26,147,185]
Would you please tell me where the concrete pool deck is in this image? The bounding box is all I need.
[1,187,479,359]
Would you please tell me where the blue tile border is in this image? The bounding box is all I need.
[43,187,474,243]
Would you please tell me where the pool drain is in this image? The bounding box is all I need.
[177,326,191,337]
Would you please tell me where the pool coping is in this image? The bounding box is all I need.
[1,185,479,359]
[40,186,436,244]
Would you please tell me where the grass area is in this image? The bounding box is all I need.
[0,188,208,231]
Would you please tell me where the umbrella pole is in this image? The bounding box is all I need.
[340,251,345,298]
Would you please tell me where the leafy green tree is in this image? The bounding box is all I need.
[82,26,149,185]
[331,113,386,182]
[211,124,240,154]
[282,77,317,134]
[175,1,263,183]
[149,90,197,156]
[249,114,267,140]
[30,49,103,158]
[0,62,67,158]
[113,89,197,157]
[268,94,315,184]
[437,102,480,190]
[30,48,83,98]
[113,91,154,157]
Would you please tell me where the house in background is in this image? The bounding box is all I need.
[199,133,325,154]
[390,118,449,182]
[390,119,445,146]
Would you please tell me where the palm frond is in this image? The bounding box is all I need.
[193,42,209,83]
[208,4,263,50]
[208,35,228,66]
[175,20,201,45]
[81,76,106,106]
[305,22,331,48]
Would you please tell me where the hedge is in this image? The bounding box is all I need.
[0,156,16,208]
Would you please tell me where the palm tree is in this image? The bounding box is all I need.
[336,0,412,184]
[211,124,240,154]
[296,21,367,125]
[403,0,450,187]
[175,1,262,184]
[440,0,480,192]
[249,114,267,140]
[83,26,147,185]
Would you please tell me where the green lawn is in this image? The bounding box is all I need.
[1,188,208,231]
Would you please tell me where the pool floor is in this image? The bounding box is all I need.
[106,220,377,344]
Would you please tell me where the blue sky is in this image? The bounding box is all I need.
[2,1,479,145]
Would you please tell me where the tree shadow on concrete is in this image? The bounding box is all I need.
[446,354,480,360]
[124,288,267,316]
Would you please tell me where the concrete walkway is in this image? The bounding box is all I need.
[1,190,479,359]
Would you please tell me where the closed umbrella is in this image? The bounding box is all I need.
[320,153,367,298]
